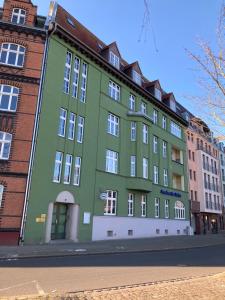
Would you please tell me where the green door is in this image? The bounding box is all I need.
[51,203,68,240]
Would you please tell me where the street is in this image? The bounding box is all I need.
[0,244,225,298]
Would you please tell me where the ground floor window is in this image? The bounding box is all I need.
[0,185,3,207]
[128,193,134,216]
[104,190,117,215]
[141,195,147,217]
[175,200,185,219]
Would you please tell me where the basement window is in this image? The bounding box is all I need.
[128,230,133,236]
[107,230,113,237]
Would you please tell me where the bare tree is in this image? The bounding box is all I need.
[186,4,225,137]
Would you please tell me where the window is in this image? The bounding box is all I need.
[130,155,136,177]
[106,150,118,174]
[140,101,147,114]
[129,94,135,111]
[74,157,81,186]
[0,131,12,160]
[153,136,158,153]
[153,110,158,124]
[143,158,148,179]
[80,62,88,102]
[77,116,85,143]
[192,152,195,161]
[0,43,25,67]
[107,113,119,137]
[104,190,117,215]
[205,192,209,208]
[58,108,67,137]
[163,169,168,187]
[155,88,162,101]
[0,185,3,207]
[53,151,63,183]
[64,154,72,184]
[165,200,169,218]
[130,121,136,141]
[175,201,185,219]
[193,171,196,181]
[72,56,80,98]
[132,70,141,85]
[0,84,19,112]
[171,121,181,138]
[153,165,159,184]
[11,8,26,25]
[67,112,76,140]
[188,150,191,160]
[109,51,120,69]
[142,124,148,144]
[155,198,160,218]
[108,80,120,101]
[162,141,167,158]
[195,191,198,201]
[162,116,167,129]
[128,193,134,216]
[189,169,192,180]
[63,51,72,94]
[141,195,147,217]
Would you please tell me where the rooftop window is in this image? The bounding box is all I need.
[109,51,120,69]
[11,8,26,25]
[132,70,141,86]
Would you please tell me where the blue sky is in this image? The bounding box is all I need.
[1,0,223,133]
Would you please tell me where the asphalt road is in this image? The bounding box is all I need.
[1,244,225,298]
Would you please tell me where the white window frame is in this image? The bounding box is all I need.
[130,121,136,141]
[0,43,25,67]
[154,165,159,184]
[153,136,158,153]
[175,201,185,219]
[132,70,141,85]
[130,155,136,177]
[74,156,82,186]
[143,124,148,144]
[68,112,76,140]
[155,88,162,101]
[162,141,167,158]
[80,62,88,102]
[106,150,118,174]
[153,109,158,124]
[143,157,148,179]
[155,198,160,218]
[163,169,168,187]
[165,199,169,218]
[107,113,119,137]
[171,121,182,139]
[53,151,63,183]
[141,195,147,217]
[162,116,167,129]
[140,101,147,114]
[58,108,67,137]
[0,185,4,207]
[0,84,19,112]
[72,56,80,98]
[104,190,117,215]
[109,51,120,69]
[108,80,120,101]
[11,8,26,25]
[129,94,136,111]
[77,116,85,143]
[63,51,72,94]
[128,193,134,216]
[64,154,73,184]
[0,131,12,160]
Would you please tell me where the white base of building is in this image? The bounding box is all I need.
[92,216,191,241]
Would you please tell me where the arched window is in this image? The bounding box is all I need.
[174,201,185,219]
[0,185,4,207]
[0,85,19,112]
[0,131,12,160]
[0,43,25,67]
[11,8,26,25]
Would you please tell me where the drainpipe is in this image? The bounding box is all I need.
[19,23,57,244]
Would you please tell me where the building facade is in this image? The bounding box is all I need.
[0,0,46,245]
[23,3,190,244]
[186,117,224,234]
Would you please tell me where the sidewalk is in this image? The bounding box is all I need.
[0,234,225,260]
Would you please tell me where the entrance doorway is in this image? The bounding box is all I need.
[51,203,68,240]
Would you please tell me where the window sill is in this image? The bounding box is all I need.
[0,62,23,69]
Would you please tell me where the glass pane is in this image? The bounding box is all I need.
[8,53,17,65]
[3,143,10,158]
[17,54,24,66]
[1,95,9,110]
[0,51,7,63]
[10,97,17,111]
[10,44,18,51]
[3,85,11,93]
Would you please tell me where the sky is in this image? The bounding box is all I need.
[1,0,223,134]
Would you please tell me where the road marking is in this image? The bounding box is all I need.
[0,281,35,292]
[34,280,45,296]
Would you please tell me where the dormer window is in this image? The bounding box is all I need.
[170,97,176,112]
[11,8,26,25]
[132,70,141,86]
[109,51,120,69]
[0,43,25,67]
[154,88,162,101]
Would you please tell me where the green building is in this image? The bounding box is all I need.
[23,2,190,244]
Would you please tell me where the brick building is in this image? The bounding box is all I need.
[0,0,46,245]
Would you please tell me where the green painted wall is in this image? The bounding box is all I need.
[24,35,189,244]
